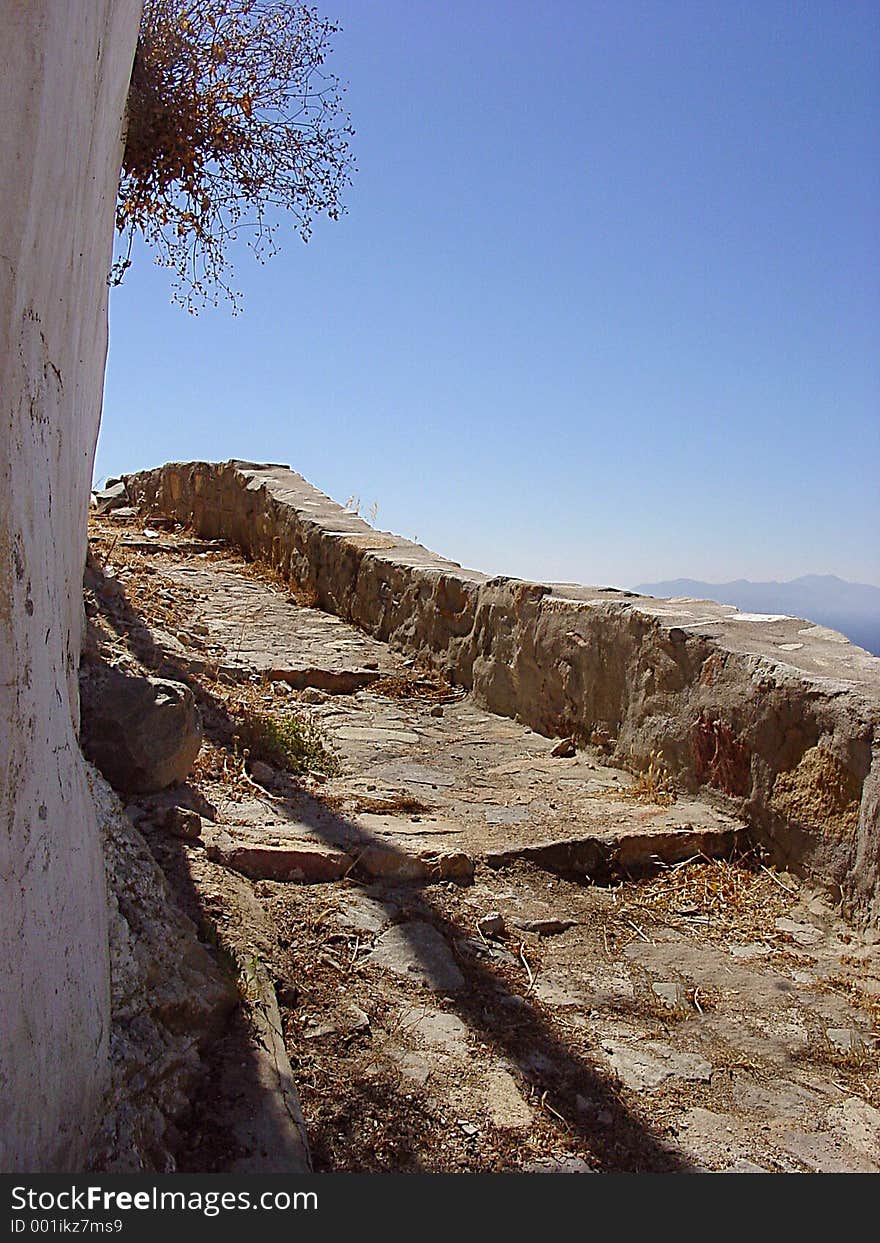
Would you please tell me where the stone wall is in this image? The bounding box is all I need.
[127,460,880,923]
[0,1,142,1169]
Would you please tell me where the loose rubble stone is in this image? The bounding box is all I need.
[303,1003,370,1041]
[158,807,202,840]
[336,894,398,934]
[825,1028,867,1055]
[525,1156,593,1173]
[827,1098,880,1163]
[515,917,577,936]
[652,981,689,1010]
[551,737,577,758]
[356,843,474,883]
[477,911,505,938]
[774,917,823,946]
[80,664,202,795]
[93,481,128,513]
[385,1047,433,1085]
[249,760,276,787]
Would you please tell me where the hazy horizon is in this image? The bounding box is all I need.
[100,1,879,591]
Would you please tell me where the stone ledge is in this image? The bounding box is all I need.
[124,460,880,923]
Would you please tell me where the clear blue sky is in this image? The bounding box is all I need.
[100,0,880,589]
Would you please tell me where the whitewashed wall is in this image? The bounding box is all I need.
[0,1,142,1170]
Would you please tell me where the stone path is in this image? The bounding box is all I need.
[89,514,880,1173]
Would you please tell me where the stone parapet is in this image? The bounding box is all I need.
[126,460,880,923]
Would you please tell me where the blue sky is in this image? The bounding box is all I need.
[100,0,880,589]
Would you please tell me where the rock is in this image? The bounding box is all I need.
[827,1098,880,1162]
[485,1068,532,1130]
[401,1006,470,1055]
[229,966,311,1173]
[158,807,202,840]
[483,804,529,824]
[456,935,517,966]
[136,783,217,823]
[93,480,128,513]
[778,1128,877,1173]
[825,1028,867,1055]
[524,1156,593,1174]
[532,975,586,1008]
[79,663,202,795]
[336,894,398,934]
[477,911,505,938]
[430,704,444,717]
[601,1039,713,1091]
[386,1049,432,1085]
[367,921,465,992]
[88,769,238,1171]
[590,729,614,753]
[774,917,823,946]
[303,1002,370,1041]
[551,737,577,758]
[652,981,689,1011]
[356,843,474,883]
[249,760,276,787]
[515,917,577,936]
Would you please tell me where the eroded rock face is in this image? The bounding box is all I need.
[80,662,202,795]
[125,461,880,921]
[87,769,237,1172]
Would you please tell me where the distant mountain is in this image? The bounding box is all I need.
[633,574,880,656]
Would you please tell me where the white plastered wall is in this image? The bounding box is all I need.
[0,0,142,1170]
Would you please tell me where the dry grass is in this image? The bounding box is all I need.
[615,851,791,940]
[620,750,677,807]
[369,671,457,703]
[333,793,433,817]
[693,712,751,797]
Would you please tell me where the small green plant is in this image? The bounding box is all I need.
[238,951,263,1001]
[237,705,340,775]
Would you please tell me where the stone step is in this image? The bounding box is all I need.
[204,826,352,883]
[483,822,745,880]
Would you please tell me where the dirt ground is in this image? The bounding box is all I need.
[85,511,880,1173]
